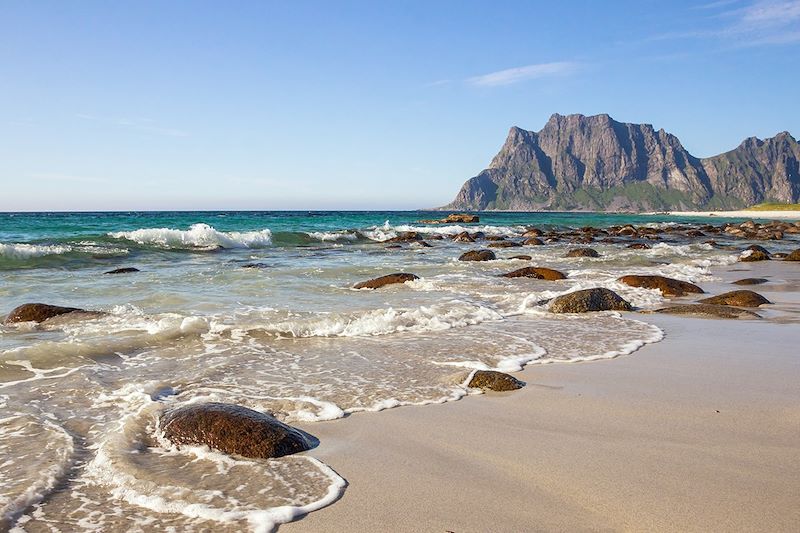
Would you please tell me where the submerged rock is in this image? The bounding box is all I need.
[699,290,771,307]
[732,278,769,285]
[354,273,419,289]
[650,304,761,319]
[468,370,524,392]
[565,247,600,258]
[240,262,271,269]
[501,267,566,280]
[104,267,140,274]
[618,275,704,297]
[159,403,311,459]
[458,249,496,262]
[4,303,84,324]
[550,288,632,313]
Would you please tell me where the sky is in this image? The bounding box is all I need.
[1,0,799,211]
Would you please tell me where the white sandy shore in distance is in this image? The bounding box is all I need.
[655,210,800,220]
[288,260,800,533]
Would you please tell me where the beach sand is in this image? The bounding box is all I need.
[288,261,800,532]
[660,210,800,220]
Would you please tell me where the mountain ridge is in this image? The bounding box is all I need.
[442,113,799,211]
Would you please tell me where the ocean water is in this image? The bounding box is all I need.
[0,210,786,531]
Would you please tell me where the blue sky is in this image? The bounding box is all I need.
[1,0,798,211]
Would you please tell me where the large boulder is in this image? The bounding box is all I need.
[565,247,600,258]
[785,249,800,261]
[444,213,479,223]
[699,290,771,307]
[650,304,761,319]
[550,288,632,313]
[468,370,524,392]
[501,267,566,281]
[732,278,768,286]
[159,403,311,459]
[458,249,496,262]
[354,273,419,289]
[4,303,84,324]
[617,275,704,297]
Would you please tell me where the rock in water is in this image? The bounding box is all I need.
[565,247,600,258]
[732,278,769,285]
[488,241,521,248]
[159,403,312,459]
[453,231,475,243]
[785,249,800,261]
[354,273,419,289]
[651,304,761,319]
[4,303,84,324]
[468,371,524,391]
[501,267,566,280]
[699,290,771,307]
[740,249,770,262]
[458,249,496,262]
[617,275,704,297]
[509,255,532,260]
[104,267,140,274]
[550,288,632,313]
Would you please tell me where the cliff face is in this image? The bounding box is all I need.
[444,113,799,211]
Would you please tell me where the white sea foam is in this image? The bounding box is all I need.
[306,231,358,242]
[0,242,128,259]
[109,223,272,249]
[361,221,524,241]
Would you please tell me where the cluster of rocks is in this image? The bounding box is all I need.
[723,219,800,240]
[417,213,480,224]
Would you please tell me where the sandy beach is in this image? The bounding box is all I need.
[288,260,800,532]
[659,210,800,220]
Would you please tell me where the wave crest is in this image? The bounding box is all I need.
[109,223,272,249]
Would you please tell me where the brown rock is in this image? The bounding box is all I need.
[4,303,84,324]
[458,249,496,262]
[444,213,479,223]
[618,275,704,297]
[488,241,521,248]
[509,255,532,260]
[159,403,311,459]
[732,278,768,285]
[453,231,475,243]
[384,231,422,243]
[699,290,771,307]
[651,304,761,319]
[740,249,770,262]
[627,243,651,249]
[785,249,800,261]
[522,228,543,237]
[468,370,524,392]
[524,237,544,246]
[565,247,600,258]
[501,267,566,280]
[550,288,632,313]
[354,273,419,289]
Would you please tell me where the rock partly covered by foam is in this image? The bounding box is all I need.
[458,249,496,261]
[699,290,771,307]
[104,267,140,274]
[501,267,566,280]
[650,304,761,319]
[565,247,600,258]
[618,275,704,297]
[159,403,312,459]
[383,231,423,243]
[468,370,524,392]
[354,273,419,289]
[4,303,85,324]
[550,288,632,313]
[740,248,770,262]
[732,278,769,285]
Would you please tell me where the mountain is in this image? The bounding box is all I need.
[442,113,800,211]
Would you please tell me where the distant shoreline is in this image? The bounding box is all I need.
[651,210,800,220]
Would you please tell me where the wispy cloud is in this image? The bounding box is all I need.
[655,0,800,46]
[467,62,579,87]
[76,113,189,137]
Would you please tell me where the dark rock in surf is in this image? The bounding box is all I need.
[488,240,521,248]
[627,243,651,249]
[699,290,771,307]
[458,249,496,262]
[159,402,311,459]
[4,303,84,324]
[501,267,566,281]
[104,267,140,274]
[618,275,704,297]
[732,278,768,285]
[354,273,419,289]
[565,247,600,258]
[785,249,800,261]
[468,370,524,392]
[550,288,632,313]
[509,255,532,260]
[524,237,544,246]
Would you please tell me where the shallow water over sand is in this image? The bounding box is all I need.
[2,211,797,531]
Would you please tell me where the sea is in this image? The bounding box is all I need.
[0,210,786,531]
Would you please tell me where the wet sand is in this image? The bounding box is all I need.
[289,261,800,532]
